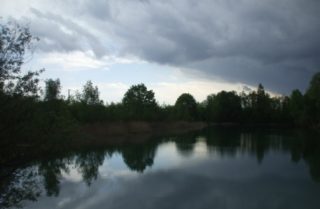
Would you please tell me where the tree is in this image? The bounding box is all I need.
[0,20,43,96]
[121,144,156,172]
[305,72,320,125]
[205,91,241,122]
[256,84,271,113]
[0,21,45,140]
[289,89,304,125]
[204,94,216,121]
[248,84,272,122]
[44,79,61,101]
[122,83,158,120]
[174,93,197,120]
[81,80,102,105]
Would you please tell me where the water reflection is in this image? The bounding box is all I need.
[1,128,320,209]
[75,150,106,186]
[0,167,41,208]
[174,132,198,157]
[121,143,156,172]
[39,158,69,196]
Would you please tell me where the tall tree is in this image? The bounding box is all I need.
[289,89,304,125]
[251,84,272,122]
[175,93,197,121]
[256,84,271,112]
[0,20,43,96]
[305,72,320,125]
[44,79,61,101]
[206,91,241,122]
[122,83,157,120]
[81,80,102,105]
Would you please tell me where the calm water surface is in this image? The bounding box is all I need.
[1,127,320,209]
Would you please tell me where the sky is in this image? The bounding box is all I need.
[1,0,319,104]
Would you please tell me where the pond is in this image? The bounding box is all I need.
[1,127,320,209]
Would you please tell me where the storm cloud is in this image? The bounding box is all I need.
[3,0,320,93]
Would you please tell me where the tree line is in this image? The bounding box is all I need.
[39,74,320,126]
[1,21,320,144]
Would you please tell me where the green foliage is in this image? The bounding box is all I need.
[174,93,197,121]
[105,102,126,121]
[252,84,272,122]
[66,81,106,123]
[0,20,43,97]
[122,83,158,120]
[69,102,107,123]
[35,100,75,137]
[81,80,102,105]
[305,73,320,125]
[44,79,61,101]
[239,84,275,123]
[0,94,74,145]
[0,94,38,142]
[205,91,241,122]
[158,105,176,121]
[289,89,305,125]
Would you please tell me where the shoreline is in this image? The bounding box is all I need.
[0,121,316,168]
[0,121,207,167]
[75,121,208,145]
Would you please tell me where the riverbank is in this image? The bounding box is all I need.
[209,122,295,128]
[0,121,207,167]
[74,121,207,145]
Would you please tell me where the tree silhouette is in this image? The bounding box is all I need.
[205,91,241,122]
[44,79,61,101]
[75,150,105,186]
[254,84,272,122]
[175,93,197,121]
[121,143,156,172]
[0,20,43,96]
[305,72,320,125]
[0,168,41,209]
[81,80,102,105]
[289,89,304,125]
[38,158,70,197]
[122,83,158,120]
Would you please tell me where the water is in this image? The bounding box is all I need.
[1,127,320,209]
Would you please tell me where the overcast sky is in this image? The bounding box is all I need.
[1,0,319,104]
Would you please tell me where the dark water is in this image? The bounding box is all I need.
[1,127,320,209]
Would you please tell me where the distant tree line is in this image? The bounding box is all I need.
[62,74,319,127]
[1,21,320,144]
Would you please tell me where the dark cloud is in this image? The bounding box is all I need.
[17,0,320,93]
[28,8,107,57]
[99,0,320,93]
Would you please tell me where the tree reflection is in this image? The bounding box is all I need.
[174,132,198,157]
[121,143,156,172]
[0,167,41,209]
[204,127,240,157]
[203,127,320,181]
[38,158,70,196]
[239,131,270,164]
[75,150,106,185]
[1,128,320,209]
[296,132,320,182]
